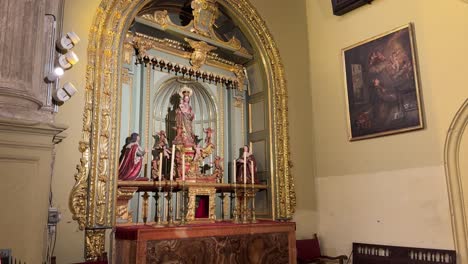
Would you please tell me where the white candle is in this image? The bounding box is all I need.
[182,153,185,181]
[170,144,175,181]
[251,160,254,184]
[158,152,163,181]
[243,152,247,184]
[249,142,253,155]
[232,159,236,184]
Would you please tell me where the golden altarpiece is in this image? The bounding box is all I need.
[69,0,295,262]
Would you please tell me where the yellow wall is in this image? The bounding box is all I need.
[54,0,468,262]
[0,134,55,263]
[54,0,313,262]
[53,0,100,262]
[250,0,317,238]
[307,0,468,255]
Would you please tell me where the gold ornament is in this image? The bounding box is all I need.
[70,0,295,260]
[185,38,217,71]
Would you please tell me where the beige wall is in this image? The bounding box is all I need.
[307,0,468,255]
[55,0,468,262]
[0,132,55,263]
[53,0,100,262]
[249,0,317,238]
[54,0,312,262]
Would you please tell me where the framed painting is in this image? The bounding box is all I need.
[331,0,373,16]
[342,23,423,141]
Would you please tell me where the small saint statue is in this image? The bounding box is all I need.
[235,145,257,183]
[212,156,224,183]
[204,127,214,145]
[118,132,147,181]
[151,130,171,180]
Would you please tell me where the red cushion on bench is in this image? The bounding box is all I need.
[297,237,321,261]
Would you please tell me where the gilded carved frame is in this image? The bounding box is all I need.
[69,0,295,260]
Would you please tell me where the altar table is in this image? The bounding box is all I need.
[115,220,296,264]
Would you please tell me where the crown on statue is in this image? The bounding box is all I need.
[178,85,193,98]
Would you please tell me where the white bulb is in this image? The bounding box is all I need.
[46,67,65,82]
[54,67,64,76]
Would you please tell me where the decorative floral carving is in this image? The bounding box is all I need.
[185,38,217,71]
[141,10,171,29]
[71,0,294,260]
[85,229,106,261]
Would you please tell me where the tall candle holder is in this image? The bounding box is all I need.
[250,188,257,224]
[166,181,175,226]
[153,181,164,227]
[220,192,228,221]
[141,192,150,224]
[242,152,248,224]
[166,144,176,226]
[180,180,187,225]
[232,186,239,223]
[242,183,248,224]
[250,161,257,223]
[232,159,239,224]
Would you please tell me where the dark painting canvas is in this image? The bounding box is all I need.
[343,24,423,140]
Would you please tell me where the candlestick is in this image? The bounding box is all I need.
[170,144,175,181]
[232,159,239,223]
[142,192,149,224]
[166,184,175,226]
[180,179,187,225]
[158,152,163,181]
[242,176,248,224]
[182,153,185,181]
[251,160,257,223]
[243,152,247,184]
[153,187,164,227]
[251,160,254,184]
[232,159,236,184]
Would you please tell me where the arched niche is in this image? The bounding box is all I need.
[154,79,217,144]
[153,78,219,173]
[445,99,468,263]
[69,0,294,260]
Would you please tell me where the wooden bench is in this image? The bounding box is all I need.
[353,242,456,264]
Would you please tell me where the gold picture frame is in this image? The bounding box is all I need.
[342,23,424,141]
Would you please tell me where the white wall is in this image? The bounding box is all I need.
[317,166,453,255]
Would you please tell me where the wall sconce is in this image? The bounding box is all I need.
[43,31,81,104]
[58,51,79,69]
[57,32,80,51]
[53,82,77,103]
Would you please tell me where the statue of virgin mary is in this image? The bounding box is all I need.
[175,86,195,146]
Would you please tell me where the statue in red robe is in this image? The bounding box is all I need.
[236,145,258,184]
[118,133,147,181]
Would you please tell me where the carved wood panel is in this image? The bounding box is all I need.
[146,232,289,264]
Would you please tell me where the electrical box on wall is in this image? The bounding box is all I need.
[48,207,61,225]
